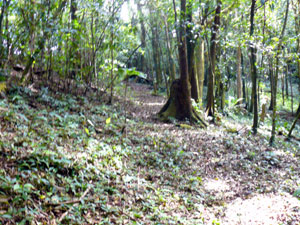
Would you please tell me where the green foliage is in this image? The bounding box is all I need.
[293,188,300,199]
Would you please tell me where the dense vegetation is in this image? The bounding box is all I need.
[0,0,299,224]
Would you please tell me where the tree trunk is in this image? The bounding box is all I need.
[237,45,242,104]
[269,58,274,110]
[195,39,205,107]
[0,0,11,67]
[206,0,221,118]
[108,0,115,104]
[151,25,162,89]
[158,0,206,127]
[288,103,300,137]
[177,0,191,120]
[270,0,289,145]
[163,14,176,86]
[186,1,199,102]
[137,3,146,73]
[282,73,285,106]
[290,72,294,114]
[241,51,247,106]
[70,0,78,80]
[20,0,67,84]
[250,0,258,134]
[285,64,289,98]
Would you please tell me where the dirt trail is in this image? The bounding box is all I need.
[125,81,300,224]
[126,82,166,121]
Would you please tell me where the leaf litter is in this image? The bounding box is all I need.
[0,82,299,224]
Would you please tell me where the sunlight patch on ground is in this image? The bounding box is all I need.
[258,124,272,137]
[223,193,300,224]
[204,178,230,192]
[142,102,164,107]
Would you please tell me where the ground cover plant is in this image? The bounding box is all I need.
[0,81,299,224]
[1,0,300,224]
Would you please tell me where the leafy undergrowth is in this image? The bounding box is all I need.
[0,83,299,224]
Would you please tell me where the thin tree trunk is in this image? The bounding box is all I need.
[250,0,258,134]
[270,0,289,145]
[237,45,242,103]
[137,3,146,73]
[241,52,247,106]
[21,0,67,83]
[269,58,274,110]
[290,72,294,114]
[0,0,10,67]
[288,103,300,137]
[109,0,115,104]
[163,15,176,84]
[282,73,285,106]
[151,21,162,89]
[195,39,205,107]
[285,64,289,98]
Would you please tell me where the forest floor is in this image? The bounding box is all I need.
[0,80,299,224]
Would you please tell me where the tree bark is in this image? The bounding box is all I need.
[269,58,274,110]
[163,14,176,84]
[270,0,289,145]
[137,3,146,73]
[206,0,221,118]
[177,0,192,120]
[250,0,258,134]
[195,39,205,107]
[158,0,206,127]
[288,103,300,137]
[186,1,199,102]
[237,45,242,104]
[151,24,162,89]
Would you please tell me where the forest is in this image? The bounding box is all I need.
[0,0,300,224]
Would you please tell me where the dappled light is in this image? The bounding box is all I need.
[223,193,300,224]
[0,0,300,224]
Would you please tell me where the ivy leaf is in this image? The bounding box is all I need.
[85,127,90,136]
[106,117,111,125]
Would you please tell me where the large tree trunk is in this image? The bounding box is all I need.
[158,0,206,127]
[206,0,221,118]
[176,0,191,119]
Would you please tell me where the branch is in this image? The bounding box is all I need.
[125,43,143,65]
[94,0,126,53]
[205,1,237,26]
[255,0,270,11]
